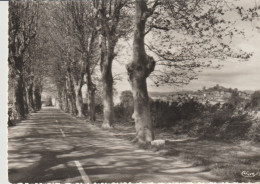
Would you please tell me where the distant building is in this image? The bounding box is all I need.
[149,85,252,104]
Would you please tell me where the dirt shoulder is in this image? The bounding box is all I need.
[86,116,260,182]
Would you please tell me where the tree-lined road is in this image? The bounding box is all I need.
[8,107,220,183]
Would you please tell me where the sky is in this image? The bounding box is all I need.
[114,36,260,93]
[180,34,260,92]
[113,1,260,93]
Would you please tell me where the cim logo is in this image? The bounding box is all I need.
[241,170,259,178]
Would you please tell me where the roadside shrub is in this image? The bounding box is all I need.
[112,90,258,142]
[114,103,133,121]
[160,99,254,141]
[177,98,205,120]
[246,119,260,142]
[8,106,17,127]
[245,91,260,111]
[114,91,134,122]
[150,98,205,128]
[150,100,179,127]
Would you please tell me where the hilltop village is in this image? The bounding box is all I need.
[150,85,253,105]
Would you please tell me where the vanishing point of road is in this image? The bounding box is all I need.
[8,107,220,183]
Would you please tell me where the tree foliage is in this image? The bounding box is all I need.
[8,1,42,118]
[143,0,253,86]
[246,91,260,111]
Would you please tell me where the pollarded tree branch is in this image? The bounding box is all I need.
[145,24,170,35]
[144,0,161,19]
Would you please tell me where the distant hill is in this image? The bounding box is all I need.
[204,85,233,93]
[149,92,175,97]
[205,85,256,95]
[148,85,256,98]
[149,91,192,97]
[243,90,255,95]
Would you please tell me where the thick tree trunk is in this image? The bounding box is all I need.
[13,73,25,119]
[62,89,69,112]
[130,76,154,144]
[86,62,96,122]
[102,74,113,129]
[23,83,29,115]
[102,75,113,128]
[100,36,114,129]
[88,86,96,122]
[126,0,155,144]
[74,84,84,117]
[72,72,85,117]
[28,83,35,112]
[66,75,77,115]
[12,55,26,119]
[67,92,76,115]
[57,88,63,110]
[34,85,42,111]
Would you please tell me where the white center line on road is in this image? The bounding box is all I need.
[74,160,91,184]
[59,129,66,137]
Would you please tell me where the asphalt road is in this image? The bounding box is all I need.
[8,107,220,183]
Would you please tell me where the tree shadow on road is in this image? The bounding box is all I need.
[9,108,222,183]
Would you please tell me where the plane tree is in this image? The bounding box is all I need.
[44,2,94,116]
[92,0,132,128]
[8,1,40,119]
[48,6,78,116]
[65,1,100,120]
[37,1,132,124]
[127,0,253,144]
[23,39,46,112]
[45,2,100,119]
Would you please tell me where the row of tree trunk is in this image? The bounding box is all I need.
[9,1,42,120]
[12,63,42,119]
[54,0,156,144]
[9,0,156,145]
[56,67,96,122]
